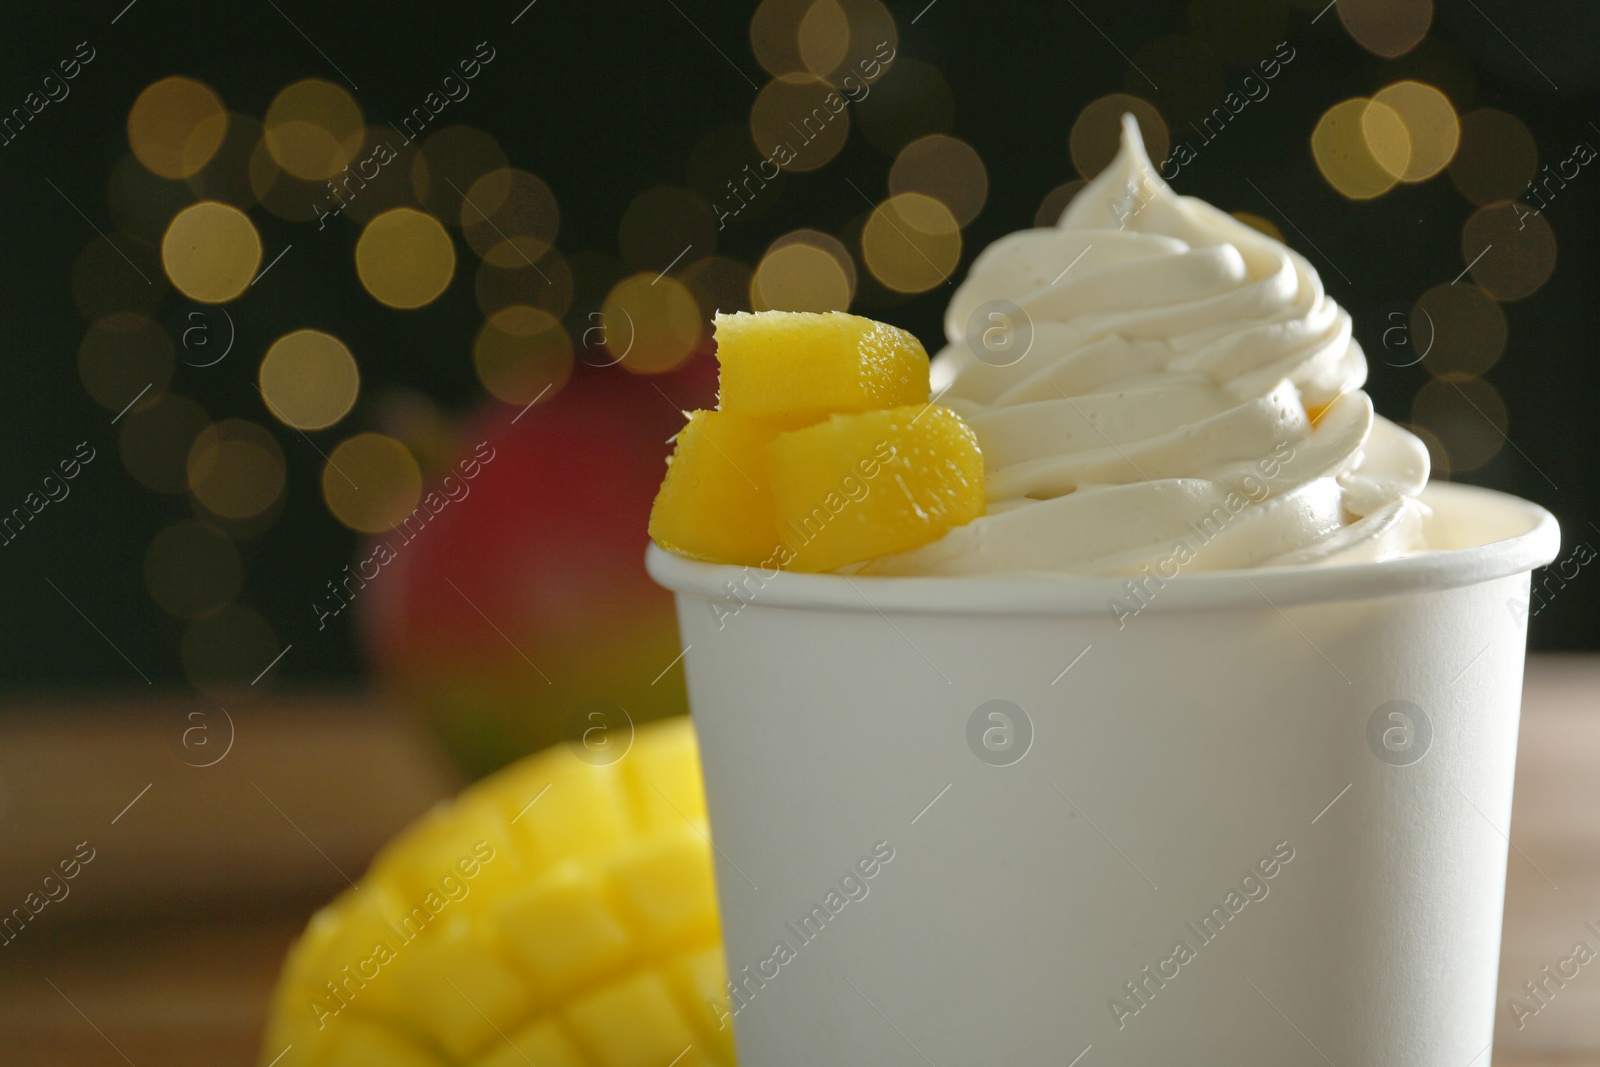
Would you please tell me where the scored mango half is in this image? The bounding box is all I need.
[713,310,929,422]
[650,311,985,572]
[260,718,734,1067]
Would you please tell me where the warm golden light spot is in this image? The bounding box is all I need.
[1035,180,1087,228]
[355,207,456,309]
[1372,81,1459,182]
[601,273,704,375]
[182,604,278,698]
[1461,202,1556,302]
[799,0,850,79]
[1411,376,1505,472]
[857,59,954,155]
[322,433,424,534]
[162,201,262,302]
[890,134,988,226]
[129,76,228,179]
[259,330,361,431]
[78,313,173,413]
[1359,98,1412,179]
[188,419,286,520]
[475,246,574,318]
[414,126,508,223]
[1232,211,1284,243]
[185,113,262,210]
[861,192,961,293]
[1449,109,1538,206]
[473,306,574,406]
[1338,0,1432,59]
[752,239,853,312]
[264,78,364,180]
[461,167,560,267]
[618,186,717,272]
[1071,94,1170,180]
[121,394,210,494]
[751,74,851,173]
[72,235,167,321]
[1414,283,1506,378]
[752,0,817,78]
[247,133,322,223]
[145,520,242,620]
[682,256,754,321]
[1312,98,1408,199]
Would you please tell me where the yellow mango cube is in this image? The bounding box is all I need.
[471,1018,588,1067]
[769,404,986,572]
[714,310,930,422]
[664,945,738,1061]
[563,971,699,1067]
[306,1018,444,1067]
[648,410,786,566]
[394,919,539,1062]
[605,829,720,952]
[492,859,634,996]
[620,716,708,833]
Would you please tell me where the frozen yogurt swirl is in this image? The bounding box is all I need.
[866,115,1431,577]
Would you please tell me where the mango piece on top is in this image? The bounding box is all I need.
[647,410,786,567]
[769,404,986,573]
[713,310,929,423]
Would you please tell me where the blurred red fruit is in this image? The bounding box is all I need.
[363,347,716,776]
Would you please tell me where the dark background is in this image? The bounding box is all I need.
[1,0,1595,694]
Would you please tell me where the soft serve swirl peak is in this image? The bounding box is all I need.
[865,114,1431,577]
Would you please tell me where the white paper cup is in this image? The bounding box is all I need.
[648,482,1558,1066]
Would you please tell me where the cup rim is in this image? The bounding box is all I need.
[646,482,1561,616]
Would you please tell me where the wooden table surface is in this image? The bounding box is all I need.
[0,660,1596,1065]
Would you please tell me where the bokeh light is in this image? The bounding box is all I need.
[1449,109,1538,205]
[128,76,228,180]
[144,520,242,620]
[856,59,954,155]
[186,113,264,210]
[600,273,703,375]
[1461,202,1557,301]
[1338,0,1433,59]
[355,207,456,309]
[339,126,427,224]
[861,192,961,293]
[259,329,361,431]
[162,201,262,302]
[1232,211,1285,242]
[1411,376,1506,471]
[78,313,172,413]
[1372,81,1459,182]
[475,247,575,318]
[889,134,987,226]
[473,306,574,406]
[121,394,210,494]
[414,126,509,223]
[247,133,323,223]
[1413,283,1506,378]
[187,419,286,521]
[1071,94,1170,180]
[322,433,424,534]
[1311,98,1409,199]
[752,0,818,78]
[461,167,560,266]
[182,604,279,699]
[1035,180,1087,228]
[681,255,754,321]
[264,78,364,181]
[618,186,717,272]
[72,234,166,320]
[750,74,852,173]
[752,232,855,312]
[800,0,898,82]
